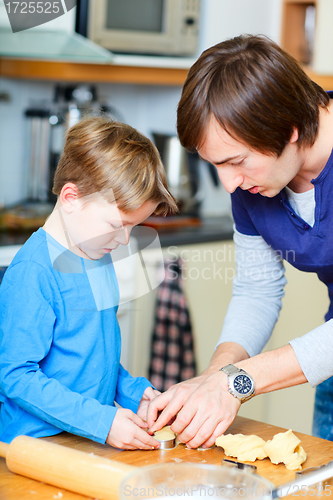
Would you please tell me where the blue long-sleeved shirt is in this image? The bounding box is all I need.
[0,228,151,443]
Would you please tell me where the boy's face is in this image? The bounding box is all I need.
[64,195,157,260]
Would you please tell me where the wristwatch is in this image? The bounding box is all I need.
[220,364,255,403]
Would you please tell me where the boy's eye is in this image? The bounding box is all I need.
[110,223,122,230]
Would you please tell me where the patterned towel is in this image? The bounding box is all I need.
[148,258,196,392]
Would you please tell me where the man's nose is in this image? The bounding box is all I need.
[217,169,243,194]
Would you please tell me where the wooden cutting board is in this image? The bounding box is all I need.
[1,416,333,499]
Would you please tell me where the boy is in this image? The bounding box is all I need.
[0,117,177,449]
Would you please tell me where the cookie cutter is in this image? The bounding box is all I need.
[155,436,177,450]
[222,458,257,473]
[295,462,333,490]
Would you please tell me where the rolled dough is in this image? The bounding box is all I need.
[215,433,267,462]
[154,426,176,441]
[264,429,307,471]
[216,429,307,470]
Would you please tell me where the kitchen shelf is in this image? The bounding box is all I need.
[0,57,190,86]
[1,56,333,89]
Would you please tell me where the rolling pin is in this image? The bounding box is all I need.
[0,435,136,499]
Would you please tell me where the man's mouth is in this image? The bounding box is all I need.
[248,186,259,194]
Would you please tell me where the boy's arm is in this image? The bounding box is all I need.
[115,364,153,412]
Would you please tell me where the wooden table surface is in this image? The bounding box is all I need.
[1,416,333,500]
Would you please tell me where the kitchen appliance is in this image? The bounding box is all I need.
[49,84,119,201]
[1,84,118,232]
[75,0,200,56]
[152,132,220,216]
[25,107,51,203]
[24,84,118,206]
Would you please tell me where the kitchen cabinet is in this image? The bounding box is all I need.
[129,239,330,435]
[281,0,333,76]
[280,0,316,65]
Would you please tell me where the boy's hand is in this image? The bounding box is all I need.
[137,386,160,422]
[106,408,160,450]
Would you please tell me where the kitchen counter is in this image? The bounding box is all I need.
[137,215,234,249]
[1,416,333,499]
[0,216,234,250]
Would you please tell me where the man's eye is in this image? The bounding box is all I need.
[110,223,122,230]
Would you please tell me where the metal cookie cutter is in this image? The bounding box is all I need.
[156,436,177,450]
[222,458,257,473]
[295,462,333,491]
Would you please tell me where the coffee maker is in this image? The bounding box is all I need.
[25,84,118,204]
[152,132,220,217]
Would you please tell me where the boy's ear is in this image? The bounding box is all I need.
[59,183,80,214]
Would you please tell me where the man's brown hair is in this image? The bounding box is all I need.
[53,117,178,215]
[177,34,329,157]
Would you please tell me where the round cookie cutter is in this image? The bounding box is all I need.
[155,436,177,450]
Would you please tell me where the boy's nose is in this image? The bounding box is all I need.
[115,226,131,246]
[217,169,243,194]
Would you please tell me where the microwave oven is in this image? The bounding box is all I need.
[75,0,201,57]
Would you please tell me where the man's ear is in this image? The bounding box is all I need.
[290,127,299,144]
[59,183,80,214]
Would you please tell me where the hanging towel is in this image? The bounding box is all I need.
[148,258,196,392]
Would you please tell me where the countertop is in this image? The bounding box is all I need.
[1,416,333,499]
[0,216,234,249]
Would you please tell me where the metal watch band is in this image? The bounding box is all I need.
[220,364,241,376]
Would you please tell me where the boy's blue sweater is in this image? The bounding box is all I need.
[0,228,150,443]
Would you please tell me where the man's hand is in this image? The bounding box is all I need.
[147,371,240,448]
[137,386,160,422]
[146,374,208,430]
[106,408,160,450]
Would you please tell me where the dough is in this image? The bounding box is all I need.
[154,426,176,441]
[215,433,267,462]
[264,429,307,471]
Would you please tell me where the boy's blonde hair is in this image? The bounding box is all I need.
[53,117,178,215]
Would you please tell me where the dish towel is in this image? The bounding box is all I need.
[148,258,196,392]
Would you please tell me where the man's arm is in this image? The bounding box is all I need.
[147,343,306,449]
[147,231,287,446]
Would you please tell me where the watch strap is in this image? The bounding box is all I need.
[220,364,241,376]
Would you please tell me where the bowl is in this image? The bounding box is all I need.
[119,462,274,500]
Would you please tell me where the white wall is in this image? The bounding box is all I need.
[197,0,282,55]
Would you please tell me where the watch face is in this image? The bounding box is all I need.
[234,374,253,395]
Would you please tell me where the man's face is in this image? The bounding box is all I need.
[64,195,157,260]
[198,116,303,198]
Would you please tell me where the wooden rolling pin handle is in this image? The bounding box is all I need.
[2,435,136,500]
[0,441,9,458]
